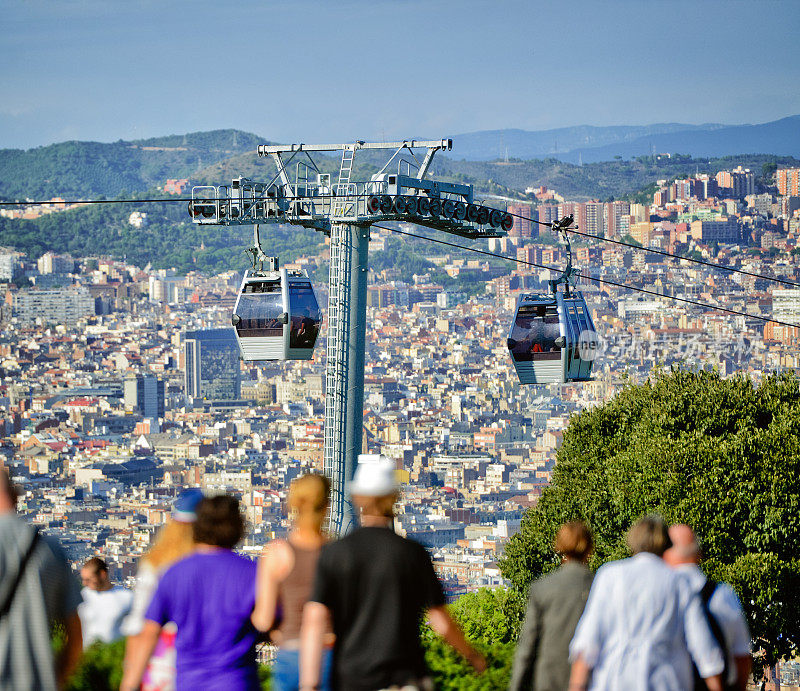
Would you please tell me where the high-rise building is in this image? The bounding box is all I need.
[537,204,560,226]
[690,218,741,244]
[184,328,241,404]
[583,202,605,236]
[716,167,755,198]
[777,168,800,197]
[37,252,75,275]
[604,201,630,239]
[124,374,165,420]
[772,289,800,322]
[0,253,19,282]
[697,174,718,199]
[149,275,187,305]
[12,287,95,324]
[506,203,537,238]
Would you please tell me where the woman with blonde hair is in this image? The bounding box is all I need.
[252,473,334,691]
[122,489,203,691]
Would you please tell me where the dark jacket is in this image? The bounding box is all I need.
[508,561,593,691]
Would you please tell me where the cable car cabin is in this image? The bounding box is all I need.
[231,269,321,361]
[507,292,597,384]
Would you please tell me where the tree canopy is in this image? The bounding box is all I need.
[500,369,800,670]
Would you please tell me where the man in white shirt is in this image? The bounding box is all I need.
[569,515,725,691]
[78,557,134,648]
[664,524,752,691]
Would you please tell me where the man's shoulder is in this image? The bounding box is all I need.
[110,585,134,603]
[709,581,746,615]
[324,527,425,558]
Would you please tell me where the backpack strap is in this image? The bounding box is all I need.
[0,527,40,619]
[699,579,731,687]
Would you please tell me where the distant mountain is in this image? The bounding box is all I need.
[450,116,800,162]
[0,129,265,200]
[449,123,716,160]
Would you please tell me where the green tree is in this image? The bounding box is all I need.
[421,588,525,690]
[64,640,125,691]
[57,638,274,690]
[500,369,800,676]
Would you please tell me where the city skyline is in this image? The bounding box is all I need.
[2,0,799,150]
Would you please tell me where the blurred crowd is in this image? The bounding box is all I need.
[0,461,751,691]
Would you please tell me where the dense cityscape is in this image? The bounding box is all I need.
[4,0,800,686]
[2,164,799,620]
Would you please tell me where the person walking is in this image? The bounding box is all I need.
[664,524,752,691]
[122,488,203,691]
[569,514,726,691]
[509,521,594,691]
[0,467,83,690]
[78,556,134,648]
[252,473,334,691]
[300,456,486,691]
[120,494,259,691]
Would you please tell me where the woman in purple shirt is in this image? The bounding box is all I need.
[120,495,260,691]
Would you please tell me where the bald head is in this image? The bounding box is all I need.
[663,523,701,566]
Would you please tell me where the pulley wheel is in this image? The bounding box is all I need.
[405,197,419,215]
[477,207,490,225]
[466,204,479,223]
[442,200,456,218]
[418,197,431,215]
[454,202,467,221]
[379,195,393,213]
[394,196,408,213]
[489,209,503,228]
[428,198,442,217]
[367,195,381,214]
[501,213,514,232]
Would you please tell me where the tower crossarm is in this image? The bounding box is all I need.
[257,139,452,155]
[189,139,513,239]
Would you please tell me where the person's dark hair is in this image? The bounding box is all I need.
[627,514,672,556]
[83,557,108,575]
[555,521,594,561]
[193,495,245,549]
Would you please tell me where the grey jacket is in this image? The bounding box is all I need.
[508,561,593,691]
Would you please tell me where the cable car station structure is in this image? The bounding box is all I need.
[190,139,516,533]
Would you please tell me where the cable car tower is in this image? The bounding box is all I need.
[189,139,513,532]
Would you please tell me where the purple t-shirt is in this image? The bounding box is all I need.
[145,550,259,690]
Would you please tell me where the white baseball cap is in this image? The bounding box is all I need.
[349,455,398,497]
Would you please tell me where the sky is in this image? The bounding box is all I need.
[1,0,799,150]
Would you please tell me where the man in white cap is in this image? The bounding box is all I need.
[300,456,485,691]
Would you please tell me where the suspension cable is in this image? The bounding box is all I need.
[372,223,800,331]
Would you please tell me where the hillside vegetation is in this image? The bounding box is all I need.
[0,192,324,275]
[2,129,799,274]
[0,130,264,199]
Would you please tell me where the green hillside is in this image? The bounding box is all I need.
[0,130,265,200]
[197,148,800,201]
[0,192,324,275]
[2,130,799,275]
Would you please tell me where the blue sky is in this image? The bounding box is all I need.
[1,0,799,149]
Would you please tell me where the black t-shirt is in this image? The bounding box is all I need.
[310,526,445,691]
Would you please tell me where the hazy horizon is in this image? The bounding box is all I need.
[2,0,799,150]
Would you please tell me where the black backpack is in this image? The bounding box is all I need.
[693,579,734,691]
